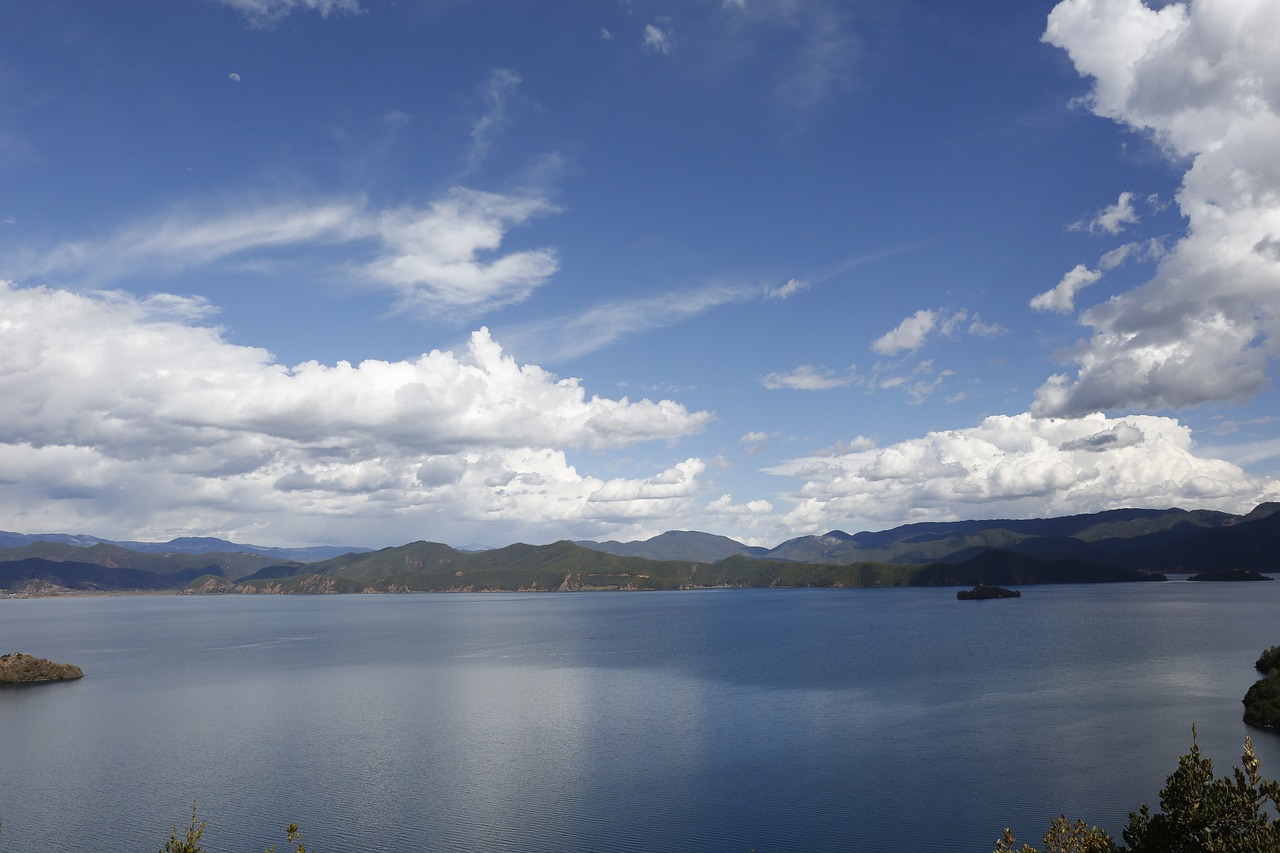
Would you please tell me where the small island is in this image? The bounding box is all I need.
[1188,570,1274,582]
[0,652,84,685]
[956,583,1020,600]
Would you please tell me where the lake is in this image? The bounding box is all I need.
[2,583,1278,852]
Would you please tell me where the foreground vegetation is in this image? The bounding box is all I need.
[161,804,310,853]
[998,728,1280,852]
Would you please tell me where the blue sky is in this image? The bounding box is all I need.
[1,0,1277,548]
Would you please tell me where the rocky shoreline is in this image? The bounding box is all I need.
[0,652,84,684]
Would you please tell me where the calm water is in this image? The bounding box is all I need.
[2,583,1279,852]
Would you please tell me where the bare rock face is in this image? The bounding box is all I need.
[0,652,84,684]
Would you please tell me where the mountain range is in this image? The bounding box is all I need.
[2,503,1277,595]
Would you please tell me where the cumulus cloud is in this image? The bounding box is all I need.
[0,281,712,544]
[871,308,992,356]
[8,188,560,321]
[365,189,559,318]
[1030,264,1104,313]
[872,309,938,356]
[767,412,1279,533]
[761,365,855,391]
[1037,0,1280,417]
[215,0,361,26]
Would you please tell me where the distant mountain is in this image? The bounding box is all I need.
[760,507,1244,564]
[3,503,1276,595]
[0,530,367,563]
[225,539,1166,593]
[0,557,215,592]
[575,530,768,562]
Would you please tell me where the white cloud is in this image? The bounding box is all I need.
[761,364,855,391]
[1072,191,1140,235]
[967,316,1007,338]
[1030,263,1104,313]
[741,431,769,444]
[1037,0,1280,417]
[0,281,712,545]
[644,24,672,53]
[8,188,560,322]
[870,308,990,356]
[767,411,1279,533]
[766,277,809,299]
[872,309,938,356]
[366,189,559,318]
[215,0,361,26]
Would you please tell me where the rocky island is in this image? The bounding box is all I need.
[0,652,84,684]
[957,583,1021,600]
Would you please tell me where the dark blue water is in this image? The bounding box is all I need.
[2,584,1278,852]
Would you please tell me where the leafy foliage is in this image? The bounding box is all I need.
[1000,729,1280,853]
[1256,645,1280,674]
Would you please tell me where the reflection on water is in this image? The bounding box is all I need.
[2,584,1279,852]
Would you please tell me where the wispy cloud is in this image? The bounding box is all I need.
[643,24,672,53]
[214,0,362,27]
[765,277,809,299]
[760,364,855,391]
[495,283,749,363]
[7,188,561,322]
[465,68,522,176]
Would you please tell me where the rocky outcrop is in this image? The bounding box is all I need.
[0,652,84,684]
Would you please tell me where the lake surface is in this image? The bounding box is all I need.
[2,583,1279,852]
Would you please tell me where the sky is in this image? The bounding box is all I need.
[1,0,1278,549]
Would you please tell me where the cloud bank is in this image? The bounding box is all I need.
[0,282,711,544]
[768,412,1278,534]
[1036,0,1280,417]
